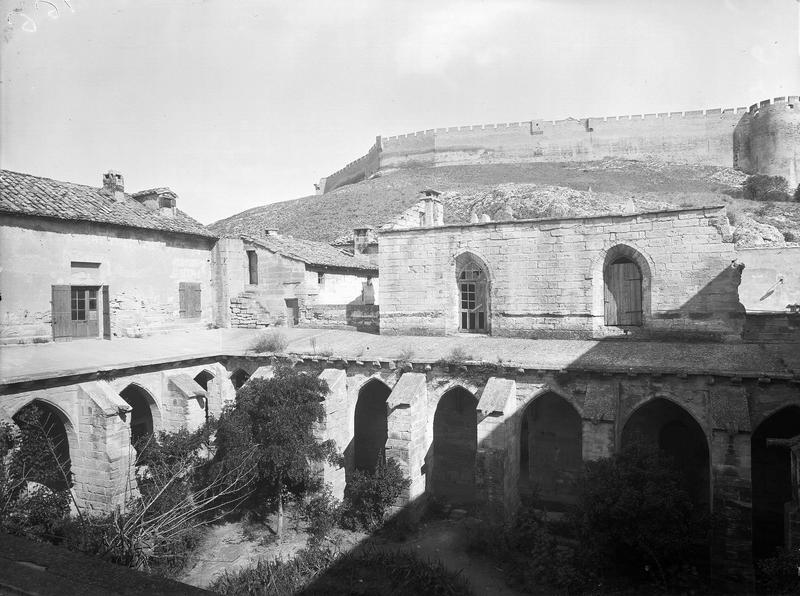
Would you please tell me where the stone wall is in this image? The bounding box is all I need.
[323,97,800,193]
[0,362,234,512]
[379,207,743,340]
[0,215,216,344]
[222,237,377,329]
[737,246,800,312]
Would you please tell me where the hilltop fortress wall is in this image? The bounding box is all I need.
[318,97,800,193]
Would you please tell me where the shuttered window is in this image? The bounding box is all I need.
[179,282,202,318]
[52,285,72,339]
[604,258,643,326]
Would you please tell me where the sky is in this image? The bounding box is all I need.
[2,0,799,224]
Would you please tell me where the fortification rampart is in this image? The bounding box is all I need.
[319,97,800,193]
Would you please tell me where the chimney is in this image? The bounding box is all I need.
[102,170,125,202]
[419,188,444,227]
[131,188,178,218]
[265,228,279,237]
[353,228,371,255]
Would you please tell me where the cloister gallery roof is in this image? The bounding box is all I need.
[0,170,216,238]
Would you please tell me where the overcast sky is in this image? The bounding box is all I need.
[2,0,799,224]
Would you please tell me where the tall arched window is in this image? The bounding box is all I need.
[456,253,489,333]
[604,256,643,326]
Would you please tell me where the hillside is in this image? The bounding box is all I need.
[210,159,799,247]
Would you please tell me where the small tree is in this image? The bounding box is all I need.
[213,366,339,537]
[743,174,789,201]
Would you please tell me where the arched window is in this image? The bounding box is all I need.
[604,256,643,326]
[456,253,489,333]
[230,368,250,390]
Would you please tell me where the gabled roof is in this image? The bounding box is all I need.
[243,234,377,273]
[0,170,216,238]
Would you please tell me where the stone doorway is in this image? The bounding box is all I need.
[519,392,583,509]
[353,379,390,474]
[430,387,477,505]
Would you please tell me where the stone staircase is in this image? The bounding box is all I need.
[230,291,275,328]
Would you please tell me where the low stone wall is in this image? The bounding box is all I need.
[304,304,379,332]
[743,312,800,343]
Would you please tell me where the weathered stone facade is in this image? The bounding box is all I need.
[380,206,744,341]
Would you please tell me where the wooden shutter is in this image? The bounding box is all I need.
[179,282,188,318]
[191,284,202,317]
[102,285,111,339]
[604,261,643,326]
[51,285,71,340]
[179,282,201,318]
[623,262,643,326]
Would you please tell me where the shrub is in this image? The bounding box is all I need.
[301,485,341,547]
[756,547,800,595]
[443,346,473,365]
[743,174,789,201]
[794,184,800,202]
[251,329,288,353]
[341,458,409,531]
[569,440,711,592]
[784,231,798,243]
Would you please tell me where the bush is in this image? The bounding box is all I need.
[794,184,800,202]
[756,547,800,595]
[743,174,789,201]
[569,440,712,592]
[301,485,341,547]
[251,329,289,353]
[784,231,798,243]
[440,346,473,365]
[341,458,409,531]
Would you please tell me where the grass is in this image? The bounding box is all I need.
[251,329,289,354]
[210,545,473,596]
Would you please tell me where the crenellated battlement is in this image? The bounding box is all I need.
[318,96,800,194]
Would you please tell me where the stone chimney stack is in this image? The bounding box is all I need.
[419,188,444,227]
[353,228,371,255]
[131,188,177,218]
[102,170,125,202]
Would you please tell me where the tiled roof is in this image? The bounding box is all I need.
[0,170,216,238]
[243,234,376,272]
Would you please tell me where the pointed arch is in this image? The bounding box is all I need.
[353,378,391,473]
[519,391,583,508]
[591,243,653,327]
[751,405,800,560]
[430,385,478,505]
[455,252,491,334]
[119,383,160,455]
[621,397,710,507]
[12,400,74,490]
[193,369,215,391]
[230,368,251,390]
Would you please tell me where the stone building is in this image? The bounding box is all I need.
[0,169,218,343]
[214,232,379,331]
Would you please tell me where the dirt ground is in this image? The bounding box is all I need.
[180,513,525,595]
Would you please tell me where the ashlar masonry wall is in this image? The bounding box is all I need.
[0,215,216,343]
[379,207,743,340]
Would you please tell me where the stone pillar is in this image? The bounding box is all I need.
[710,384,754,589]
[166,373,207,432]
[476,377,516,516]
[77,382,137,512]
[317,369,348,500]
[386,372,427,507]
